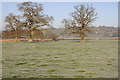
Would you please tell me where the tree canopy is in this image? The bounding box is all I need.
[5,2,54,42]
[62,4,97,40]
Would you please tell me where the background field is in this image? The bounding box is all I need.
[2,40,118,78]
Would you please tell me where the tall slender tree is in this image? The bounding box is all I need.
[62,4,97,41]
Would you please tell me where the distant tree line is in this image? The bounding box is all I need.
[56,26,118,38]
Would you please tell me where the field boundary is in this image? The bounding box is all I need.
[0,38,119,42]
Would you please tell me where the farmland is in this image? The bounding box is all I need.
[2,40,118,78]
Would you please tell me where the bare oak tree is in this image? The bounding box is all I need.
[17,2,53,42]
[5,13,23,40]
[62,4,97,41]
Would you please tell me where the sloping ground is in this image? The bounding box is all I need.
[2,40,118,78]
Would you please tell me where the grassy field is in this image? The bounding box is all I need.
[2,40,118,78]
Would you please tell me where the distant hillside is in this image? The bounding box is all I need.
[88,26,118,38]
[51,26,118,38]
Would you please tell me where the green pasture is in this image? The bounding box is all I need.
[2,40,118,78]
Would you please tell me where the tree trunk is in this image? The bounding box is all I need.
[80,32,85,42]
[81,35,84,40]
[29,28,34,43]
[15,29,18,42]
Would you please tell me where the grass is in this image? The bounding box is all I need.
[2,40,118,78]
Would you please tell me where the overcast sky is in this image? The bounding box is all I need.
[0,2,118,31]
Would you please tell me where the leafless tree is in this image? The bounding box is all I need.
[17,2,53,42]
[62,4,97,41]
[5,13,23,40]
